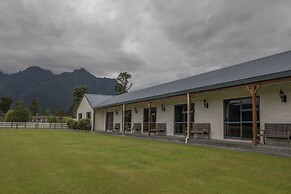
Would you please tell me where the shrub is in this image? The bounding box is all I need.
[62,116,70,123]
[77,119,91,131]
[48,116,57,123]
[65,117,74,126]
[4,110,14,122]
[68,120,78,129]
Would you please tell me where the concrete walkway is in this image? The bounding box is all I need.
[94,131,291,157]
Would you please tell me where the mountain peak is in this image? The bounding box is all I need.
[24,66,53,74]
[73,68,88,73]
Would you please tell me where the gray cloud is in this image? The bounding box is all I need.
[0,0,291,90]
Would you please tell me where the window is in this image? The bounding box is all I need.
[106,112,113,130]
[143,107,157,132]
[78,113,82,119]
[86,112,91,119]
[224,97,260,139]
[124,110,132,128]
[174,103,194,135]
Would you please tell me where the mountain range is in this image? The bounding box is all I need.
[0,66,116,113]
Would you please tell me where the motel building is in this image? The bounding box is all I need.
[78,51,291,148]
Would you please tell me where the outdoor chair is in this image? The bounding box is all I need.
[113,123,120,132]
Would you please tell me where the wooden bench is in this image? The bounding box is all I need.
[131,123,141,133]
[149,123,166,135]
[191,123,210,139]
[260,123,291,145]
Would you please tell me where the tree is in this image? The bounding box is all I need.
[55,108,64,117]
[47,116,57,123]
[67,85,88,117]
[10,101,30,122]
[0,96,13,114]
[44,109,51,117]
[29,99,39,116]
[114,72,133,94]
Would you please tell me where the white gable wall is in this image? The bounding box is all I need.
[76,96,94,130]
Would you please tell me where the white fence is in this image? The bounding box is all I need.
[0,122,68,129]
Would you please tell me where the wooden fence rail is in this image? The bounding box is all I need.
[0,122,68,129]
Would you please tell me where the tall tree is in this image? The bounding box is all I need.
[29,99,39,116]
[73,86,88,102]
[0,96,13,114]
[114,72,133,94]
[67,86,88,117]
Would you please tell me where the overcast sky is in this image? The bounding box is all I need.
[0,0,291,90]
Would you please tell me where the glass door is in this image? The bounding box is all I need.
[124,110,132,129]
[174,103,194,135]
[143,107,156,133]
[106,112,113,130]
[224,97,259,139]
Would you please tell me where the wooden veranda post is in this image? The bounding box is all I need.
[148,102,151,135]
[122,104,126,135]
[247,85,261,145]
[186,93,193,142]
[104,109,108,132]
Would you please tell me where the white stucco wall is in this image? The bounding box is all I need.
[94,108,105,131]
[260,81,291,129]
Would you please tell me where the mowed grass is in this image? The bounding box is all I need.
[0,129,291,194]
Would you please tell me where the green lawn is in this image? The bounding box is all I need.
[0,129,291,194]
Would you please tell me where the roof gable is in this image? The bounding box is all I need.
[84,94,115,108]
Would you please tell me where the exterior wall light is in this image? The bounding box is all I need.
[279,89,287,103]
[203,99,209,108]
[115,110,118,115]
[134,107,138,113]
[161,104,166,111]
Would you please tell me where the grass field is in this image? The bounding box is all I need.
[0,129,291,194]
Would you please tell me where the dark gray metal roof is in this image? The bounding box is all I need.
[84,94,115,108]
[96,50,291,108]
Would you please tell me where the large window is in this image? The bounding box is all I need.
[224,97,260,139]
[143,107,157,132]
[124,110,132,129]
[174,103,194,135]
[106,112,113,130]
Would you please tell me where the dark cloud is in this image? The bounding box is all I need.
[0,0,291,90]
